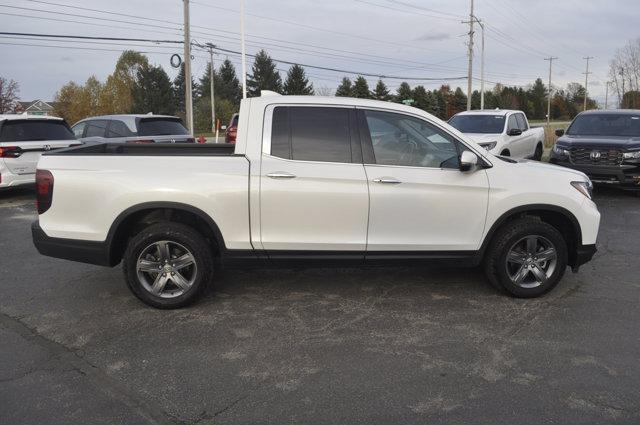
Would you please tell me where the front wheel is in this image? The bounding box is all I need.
[123,222,214,309]
[483,217,567,297]
[533,143,543,161]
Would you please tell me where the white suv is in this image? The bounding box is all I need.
[0,115,77,188]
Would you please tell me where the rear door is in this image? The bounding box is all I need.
[259,105,369,256]
[514,113,535,157]
[0,119,77,175]
[82,119,109,143]
[506,114,528,158]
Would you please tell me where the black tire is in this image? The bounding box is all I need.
[483,217,567,298]
[123,222,214,309]
[533,143,543,161]
[500,149,510,157]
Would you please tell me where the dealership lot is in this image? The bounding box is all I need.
[1,187,639,424]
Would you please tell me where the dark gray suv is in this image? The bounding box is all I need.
[71,114,195,144]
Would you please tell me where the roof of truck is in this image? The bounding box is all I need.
[453,109,521,117]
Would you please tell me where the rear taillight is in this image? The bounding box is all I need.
[126,139,155,144]
[0,146,22,158]
[36,169,54,214]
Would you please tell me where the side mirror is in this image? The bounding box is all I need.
[507,128,522,136]
[459,150,478,172]
[555,128,565,137]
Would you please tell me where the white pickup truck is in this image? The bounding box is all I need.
[32,94,600,308]
[449,109,545,160]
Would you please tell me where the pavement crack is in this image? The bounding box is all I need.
[212,395,249,418]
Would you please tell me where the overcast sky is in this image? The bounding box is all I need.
[1,0,637,105]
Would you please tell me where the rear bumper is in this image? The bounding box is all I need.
[32,221,112,266]
[549,157,640,188]
[0,171,35,188]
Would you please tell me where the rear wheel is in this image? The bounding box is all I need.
[123,222,213,308]
[500,149,510,157]
[483,217,567,297]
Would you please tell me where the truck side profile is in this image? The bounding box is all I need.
[32,94,600,308]
[448,109,545,160]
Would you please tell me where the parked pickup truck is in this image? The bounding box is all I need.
[32,94,600,308]
[449,109,545,160]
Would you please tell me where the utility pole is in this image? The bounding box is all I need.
[206,43,217,141]
[544,56,558,125]
[465,0,474,111]
[582,56,593,111]
[620,67,625,108]
[240,0,247,99]
[604,81,609,109]
[474,17,485,110]
[183,0,194,134]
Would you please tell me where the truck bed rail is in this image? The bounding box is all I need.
[44,142,238,156]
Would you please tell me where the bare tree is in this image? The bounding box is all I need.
[0,77,20,114]
[609,38,640,107]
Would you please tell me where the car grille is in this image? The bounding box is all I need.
[569,147,623,166]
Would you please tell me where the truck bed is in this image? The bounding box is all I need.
[45,142,238,157]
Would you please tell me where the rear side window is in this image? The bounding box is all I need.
[0,120,74,142]
[515,114,528,131]
[138,118,189,136]
[270,106,351,163]
[106,120,134,138]
[85,120,108,138]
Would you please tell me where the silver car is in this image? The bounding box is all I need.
[71,114,195,144]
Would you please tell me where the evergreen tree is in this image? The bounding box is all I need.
[352,76,372,98]
[283,64,314,95]
[217,59,242,106]
[373,79,391,101]
[335,77,353,97]
[173,63,196,116]
[452,87,467,114]
[196,61,218,100]
[528,78,547,119]
[412,85,432,112]
[132,64,175,115]
[247,50,282,96]
[396,82,413,103]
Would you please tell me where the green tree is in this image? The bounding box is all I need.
[217,59,242,106]
[173,63,197,119]
[621,90,640,108]
[396,82,413,103]
[373,79,391,101]
[247,50,282,96]
[412,85,432,112]
[132,64,175,115]
[283,64,314,95]
[335,77,353,97]
[99,51,149,114]
[528,78,547,120]
[352,76,372,98]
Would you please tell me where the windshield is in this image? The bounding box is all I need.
[449,114,506,134]
[138,118,189,136]
[566,113,640,137]
[0,120,75,142]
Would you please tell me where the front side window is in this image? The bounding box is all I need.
[71,122,86,138]
[515,114,528,131]
[84,120,108,138]
[363,110,460,169]
[270,106,352,163]
[507,115,519,133]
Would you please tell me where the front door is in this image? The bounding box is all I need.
[359,109,489,253]
[259,105,369,257]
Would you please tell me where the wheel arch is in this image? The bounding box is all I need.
[106,202,226,266]
[480,204,583,266]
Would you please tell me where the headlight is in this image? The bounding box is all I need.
[571,180,593,199]
[553,145,570,156]
[478,141,497,151]
[622,150,640,160]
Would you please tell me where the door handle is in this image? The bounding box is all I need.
[266,171,297,179]
[372,177,401,184]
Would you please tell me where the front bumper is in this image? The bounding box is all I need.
[549,156,640,188]
[32,221,113,266]
[572,244,597,271]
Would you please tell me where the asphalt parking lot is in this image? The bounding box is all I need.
[1,186,639,424]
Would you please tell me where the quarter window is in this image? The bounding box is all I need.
[84,120,108,138]
[270,106,352,163]
[363,110,460,169]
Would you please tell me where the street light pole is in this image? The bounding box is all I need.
[465,0,474,111]
[183,0,194,134]
[583,56,593,111]
[474,17,485,110]
[544,56,558,125]
[240,0,247,99]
